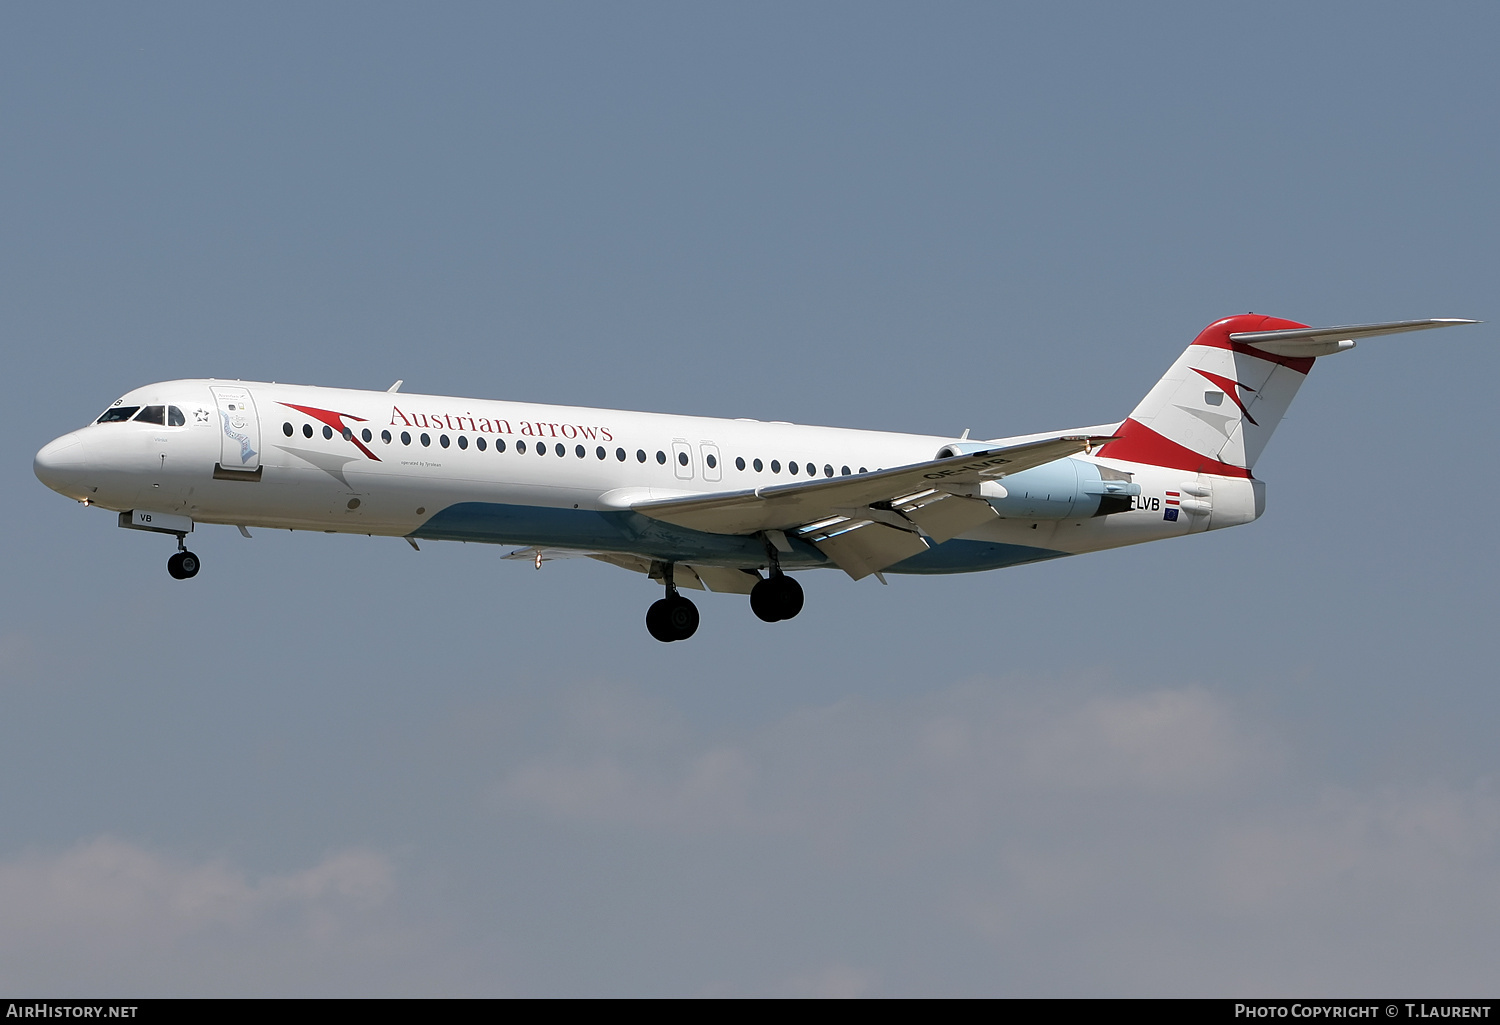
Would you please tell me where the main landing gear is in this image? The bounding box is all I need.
[166,534,200,580]
[646,564,699,643]
[641,544,806,641]
[750,572,803,623]
[749,535,804,623]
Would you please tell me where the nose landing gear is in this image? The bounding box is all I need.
[646,564,699,642]
[166,534,200,580]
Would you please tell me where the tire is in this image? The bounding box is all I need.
[774,575,804,620]
[666,596,699,640]
[646,598,677,642]
[167,551,200,580]
[750,578,782,622]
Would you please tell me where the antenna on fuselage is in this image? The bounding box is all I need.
[387,380,403,393]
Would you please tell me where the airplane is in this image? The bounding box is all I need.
[33,314,1477,642]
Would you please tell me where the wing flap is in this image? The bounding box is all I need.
[808,520,931,581]
[898,492,1000,543]
[691,566,763,594]
[584,552,763,593]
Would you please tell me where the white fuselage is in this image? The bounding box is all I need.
[34,378,1260,576]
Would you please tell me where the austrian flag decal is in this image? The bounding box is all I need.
[1164,491,1180,521]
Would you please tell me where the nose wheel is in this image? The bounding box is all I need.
[166,533,200,580]
[167,550,200,579]
[646,563,699,642]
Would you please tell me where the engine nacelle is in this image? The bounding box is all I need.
[981,458,1140,519]
[934,440,1001,459]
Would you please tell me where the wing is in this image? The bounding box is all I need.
[503,547,763,594]
[632,434,1114,580]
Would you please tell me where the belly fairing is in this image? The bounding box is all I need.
[886,538,1068,574]
[411,501,1068,574]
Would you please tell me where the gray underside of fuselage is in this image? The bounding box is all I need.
[411,501,1067,575]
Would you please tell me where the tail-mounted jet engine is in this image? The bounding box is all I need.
[934,443,1141,519]
[983,458,1139,518]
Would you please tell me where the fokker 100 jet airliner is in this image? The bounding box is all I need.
[34,314,1477,641]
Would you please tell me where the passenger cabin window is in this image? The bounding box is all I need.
[304,424,314,438]
[97,406,140,423]
[134,406,166,425]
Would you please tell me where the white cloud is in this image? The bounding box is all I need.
[488,678,1500,994]
[496,683,1274,842]
[782,963,879,998]
[7,681,1499,995]
[0,838,458,995]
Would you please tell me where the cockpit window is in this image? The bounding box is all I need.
[96,406,140,423]
[167,406,185,426]
[134,406,166,425]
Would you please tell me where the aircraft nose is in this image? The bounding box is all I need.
[34,433,89,494]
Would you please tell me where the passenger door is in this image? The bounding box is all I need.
[209,386,261,472]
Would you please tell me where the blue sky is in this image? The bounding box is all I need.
[3,2,1497,995]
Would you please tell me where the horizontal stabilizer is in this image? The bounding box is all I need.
[1230,318,1478,357]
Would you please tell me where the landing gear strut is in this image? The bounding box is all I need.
[166,534,200,580]
[750,537,804,623]
[646,564,699,642]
